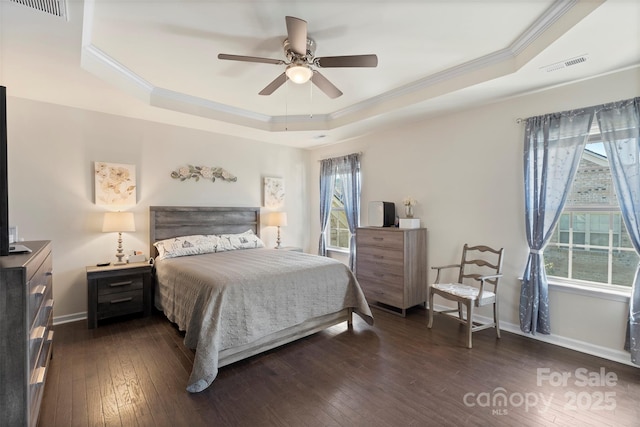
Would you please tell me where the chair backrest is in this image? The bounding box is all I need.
[457,244,504,288]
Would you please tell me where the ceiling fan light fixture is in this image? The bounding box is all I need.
[285,64,313,84]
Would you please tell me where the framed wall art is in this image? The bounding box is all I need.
[263,177,285,209]
[94,162,137,206]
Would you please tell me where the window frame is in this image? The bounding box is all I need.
[325,175,352,252]
[544,133,637,294]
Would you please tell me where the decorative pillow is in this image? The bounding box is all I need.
[154,234,221,260]
[217,229,265,252]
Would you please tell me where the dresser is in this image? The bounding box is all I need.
[0,240,53,427]
[356,227,427,316]
[86,262,153,329]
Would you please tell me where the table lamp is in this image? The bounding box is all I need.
[102,211,135,265]
[268,212,288,249]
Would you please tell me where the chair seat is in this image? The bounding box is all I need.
[431,283,495,305]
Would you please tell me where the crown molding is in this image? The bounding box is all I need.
[79,0,599,134]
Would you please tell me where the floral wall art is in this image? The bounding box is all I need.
[171,165,237,183]
[264,177,285,208]
[94,162,137,206]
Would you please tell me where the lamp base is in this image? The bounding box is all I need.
[275,226,282,249]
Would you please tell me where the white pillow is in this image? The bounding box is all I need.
[154,234,221,260]
[217,229,265,252]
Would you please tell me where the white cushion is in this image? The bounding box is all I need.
[431,283,495,305]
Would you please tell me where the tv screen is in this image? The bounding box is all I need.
[1,85,9,256]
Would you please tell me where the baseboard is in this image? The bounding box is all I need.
[57,307,637,369]
[431,303,637,369]
[53,311,87,325]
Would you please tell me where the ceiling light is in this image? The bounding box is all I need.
[285,64,313,84]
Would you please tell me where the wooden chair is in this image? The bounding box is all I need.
[427,244,504,348]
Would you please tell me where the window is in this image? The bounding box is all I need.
[545,138,640,288]
[327,175,351,250]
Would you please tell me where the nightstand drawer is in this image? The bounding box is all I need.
[97,290,144,319]
[97,274,143,296]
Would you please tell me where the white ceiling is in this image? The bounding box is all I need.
[1,0,639,148]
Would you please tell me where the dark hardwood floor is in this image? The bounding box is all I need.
[39,308,640,427]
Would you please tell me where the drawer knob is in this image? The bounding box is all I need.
[109,281,133,287]
[373,237,384,241]
[110,297,133,304]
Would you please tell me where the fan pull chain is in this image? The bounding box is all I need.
[309,78,313,119]
[285,77,288,131]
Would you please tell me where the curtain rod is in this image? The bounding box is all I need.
[515,96,639,125]
[318,151,363,162]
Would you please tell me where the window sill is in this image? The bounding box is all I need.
[519,277,631,303]
[327,247,350,255]
[548,279,630,303]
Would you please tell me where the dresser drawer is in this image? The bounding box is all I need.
[358,277,404,307]
[97,290,144,319]
[29,327,53,426]
[97,274,143,296]
[356,259,404,282]
[28,298,53,373]
[357,229,404,250]
[27,253,53,329]
[357,244,404,265]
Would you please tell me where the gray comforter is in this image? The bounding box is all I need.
[154,248,374,392]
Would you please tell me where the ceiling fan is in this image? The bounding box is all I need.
[217,16,378,99]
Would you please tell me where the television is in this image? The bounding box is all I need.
[1,85,9,256]
[0,86,31,256]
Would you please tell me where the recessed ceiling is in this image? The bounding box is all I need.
[1,0,639,148]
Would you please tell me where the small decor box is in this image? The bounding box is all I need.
[399,218,421,229]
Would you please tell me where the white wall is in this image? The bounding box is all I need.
[7,98,308,321]
[307,67,640,362]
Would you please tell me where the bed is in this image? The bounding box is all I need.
[149,206,374,393]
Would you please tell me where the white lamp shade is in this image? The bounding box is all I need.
[102,211,136,232]
[268,212,288,227]
[285,65,313,84]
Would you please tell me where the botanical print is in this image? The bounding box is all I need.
[171,165,237,183]
[264,177,285,208]
[94,162,136,206]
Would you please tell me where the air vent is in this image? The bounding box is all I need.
[10,0,67,20]
[541,54,589,73]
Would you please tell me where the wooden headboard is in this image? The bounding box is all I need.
[149,206,261,258]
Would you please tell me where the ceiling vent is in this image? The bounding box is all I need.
[541,54,588,73]
[10,0,68,20]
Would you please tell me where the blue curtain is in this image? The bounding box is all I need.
[521,110,594,334]
[335,153,361,270]
[318,158,335,257]
[596,97,640,365]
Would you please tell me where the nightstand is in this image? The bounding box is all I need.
[86,262,153,329]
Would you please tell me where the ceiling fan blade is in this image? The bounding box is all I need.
[218,53,284,65]
[259,72,287,96]
[312,71,343,99]
[315,54,378,68]
[285,16,308,55]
